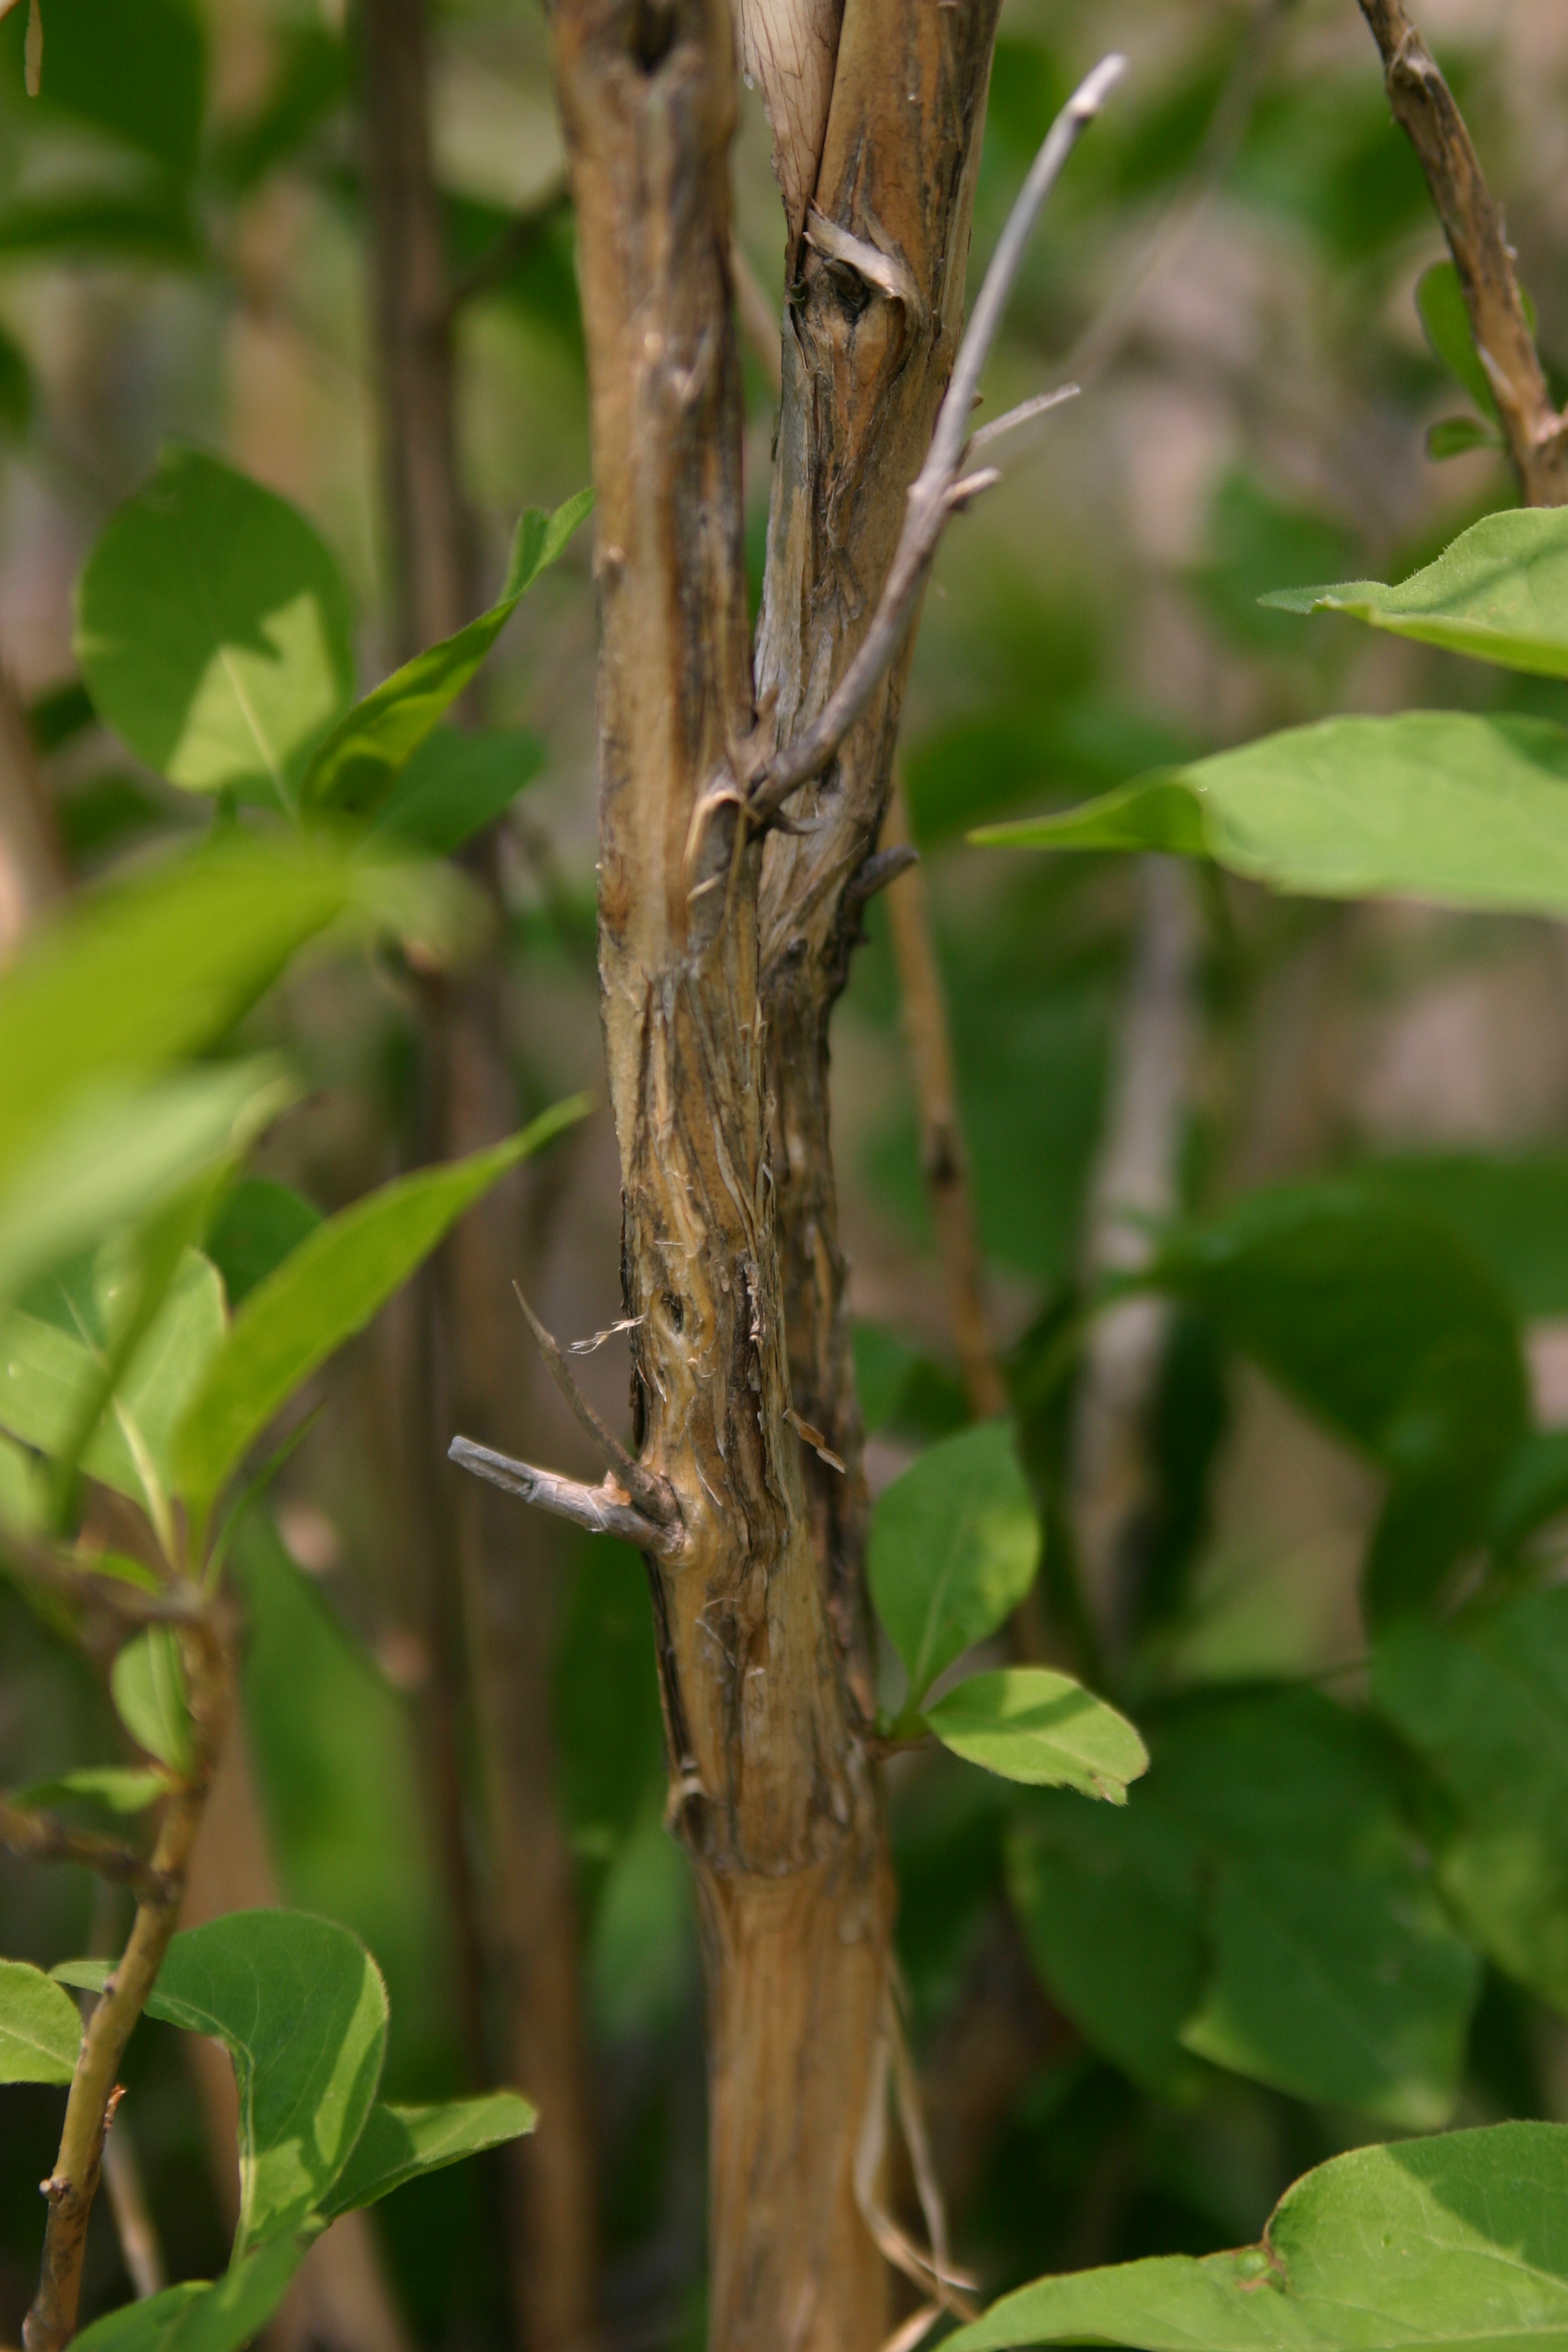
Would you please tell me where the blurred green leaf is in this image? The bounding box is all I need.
[925,1668,1146,1798]
[1,1249,227,1511]
[1008,1791,1206,2102]
[0,1058,292,1311]
[944,2122,1568,2352]
[1263,508,1568,675]
[0,319,33,436]
[0,0,205,174]
[868,1421,1040,1713]
[76,446,355,807]
[1416,259,1525,423]
[0,183,202,266]
[1427,416,1502,462]
[175,1100,587,1528]
[72,2236,306,2352]
[0,837,383,1195]
[1487,1429,1568,1562]
[317,2092,536,2220]
[1190,472,1359,655]
[55,773,175,868]
[1142,1181,1528,1618]
[1354,1152,1568,1319]
[57,1909,388,2254]
[110,1628,193,1775]
[0,1956,81,2083]
[302,490,592,817]
[370,727,544,855]
[554,1533,665,1916]
[1374,1590,1568,2015]
[1011,1687,1479,2125]
[978,714,1568,920]
[904,703,1194,845]
[1228,74,1434,261]
[12,1764,166,1812]
[207,1179,322,1308]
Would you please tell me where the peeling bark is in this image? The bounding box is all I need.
[754,0,1001,1715]
[554,0,893,2337]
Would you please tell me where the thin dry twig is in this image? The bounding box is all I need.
[1355,0,1568,507]
[512,1285,681,1527]
[745,54,1125,825]
[447,1436,683,1557]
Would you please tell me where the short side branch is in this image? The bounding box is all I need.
[1357,0,1568,507]
[0,1802,173,1909]
[512,1286,681,1527]
[448,1436,683,1557]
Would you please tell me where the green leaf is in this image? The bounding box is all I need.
[0,1957,82,2083]
[302,489,593,817]
[1417,257,1504,421]
[0,1059,293,1312]
[315,2090,537,2220]
[0,1250,227,1511]
[1142,1181,1527,1619]
[0,838,354,1194]
[1374,1589,1568,2015]
[975,711,1568,920]
[1259,507,1568,676]
[1,0,206,176]
[1007,1795,1207,2102]
[13,1766,168,1814]
[0,185,201,267]
[174,1099,588,1529]
[73,2236,307,2352]
[75,446,355,808]
[1426,415,1501,462]
[112,1629,194,1775]
[1008,1687,1478,2125]
[57,1910,388,2256]
[868,1421,1040,1713]
[207,1179,322,1308]
[1354,1152,1568,1320]
[924,1667,1147,1799]
[369,727,544,855]
[943,2121,1568,2352]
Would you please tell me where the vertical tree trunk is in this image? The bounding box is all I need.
[554,0,1008,2336]
[554,2,892,2342]
[360,6,601,2343]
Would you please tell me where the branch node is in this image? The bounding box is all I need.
[449,1435,684,1557]
[513,1285,681,1527]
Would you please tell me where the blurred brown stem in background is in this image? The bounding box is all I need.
[359,0,601,2343]
[1356,0,1568,508]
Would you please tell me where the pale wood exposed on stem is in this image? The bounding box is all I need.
[1356,0,1568,508]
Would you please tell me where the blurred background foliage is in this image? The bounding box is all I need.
[3,0,1568,2347]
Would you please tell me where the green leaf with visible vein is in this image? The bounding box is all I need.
[316,2091,537,2220]
[112,1629,194,1775]
[0,1957,82,2083]
[869,1422,1040,1713]
[303,489,592,816]
[76,446,356,808]
[975,712,1568,921]
[943,2121,1568,2351]
[1374,1588,1568,2016]
[1008,1685,1478,2125]
[924,1668,1147,1799]
[73,2236,307,2352]
[1260,508,1568,675]
[57,1911,387,2256]
[174,1098,588,1530]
